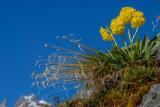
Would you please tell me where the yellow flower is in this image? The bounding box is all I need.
[99,27,114,41]
[110,17,125,35]
[119,7,136,24]
[131,11,146,28]
[120,7,136,14]
[132,11,144,17]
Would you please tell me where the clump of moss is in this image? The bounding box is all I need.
[126,84,150,107]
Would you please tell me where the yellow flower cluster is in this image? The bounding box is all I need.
[99,27,113,41]
[131,11,146,28]
[99,7,146,42]
[110,17,125,35]
[119,7,136,24]
[109,7,145,35]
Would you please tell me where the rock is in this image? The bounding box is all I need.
[15,94,52,107]
[138,83,160,107]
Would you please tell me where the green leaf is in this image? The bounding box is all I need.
[135,38,141,50]
[141,35,150,55]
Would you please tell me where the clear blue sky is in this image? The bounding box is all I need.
[0,0,160,106]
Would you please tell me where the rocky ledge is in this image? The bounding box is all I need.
[138,83,160,107]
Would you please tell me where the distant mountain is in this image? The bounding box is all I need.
[0,99,7,107]
[15,94,52,107]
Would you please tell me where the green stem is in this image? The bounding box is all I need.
[107,27,118,48]
[113,36,118,48]
[122,34,133,61]
[128,29,133,62]
[132,27,139,42]
[128,29,132,45]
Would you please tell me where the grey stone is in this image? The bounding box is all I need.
[15,94,52,107]
[138,83,160,107]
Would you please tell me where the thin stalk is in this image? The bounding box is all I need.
[132,27,139,42]
[113,36,118,47]
[122,34,132,61]
[128,29,134,62]
[48,45,88,58]
[128,29,132,45]
[107,27,118,47]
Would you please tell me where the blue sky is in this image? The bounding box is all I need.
[0,0,160,106]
